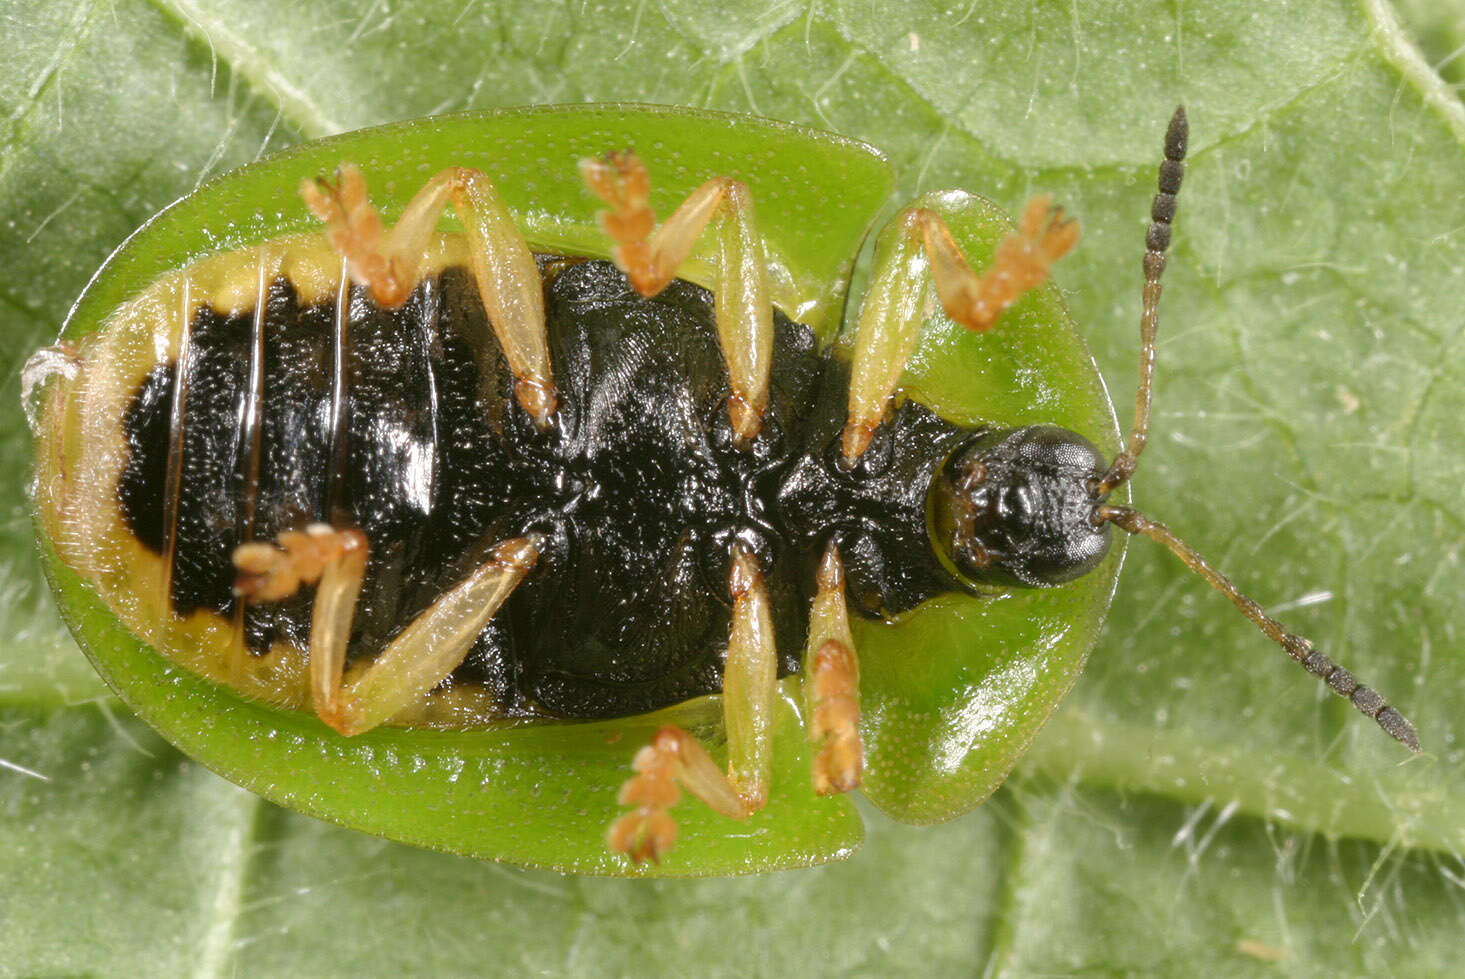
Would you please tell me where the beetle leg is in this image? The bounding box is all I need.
[920,196,1079,333]
[841,198,1079,462]
[301,165,411,306]
[234,530,541,736]
[302,166,558,426]
[580,151,772,445]
[607,544,776,862]
[233,523,366,604]
[722,544,778,807]
[842,208,928,463]
[234,523,369,719]
[326,534,541,736]
[607,726,755,863]
[803,543,862,795]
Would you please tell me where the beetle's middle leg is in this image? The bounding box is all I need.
[235,528,541,736]
[803,543,862,795]
[580,151,772,445]
[841,199,1079,462]
[301,165,558,425]
[607,545,776,862]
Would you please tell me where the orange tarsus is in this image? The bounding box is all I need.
[316,705,356,738]
[232,524,366,603]
[919,195,1079,332]
[606,727,683,863]
[299,166,413,307]
[579,151,662,296]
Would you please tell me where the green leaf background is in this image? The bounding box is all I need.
[3,0,1463,974]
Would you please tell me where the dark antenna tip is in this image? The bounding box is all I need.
[1097,504,1422,755]
[1377,706,1422,754]
[1165,106,1188,161]
[1093,108,1188,495]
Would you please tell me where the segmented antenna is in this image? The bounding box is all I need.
[1094,107,1421,753]
[1096,106,1187,495]
[1099,506,1419,752]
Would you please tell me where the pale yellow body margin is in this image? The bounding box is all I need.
[35,231,512,730]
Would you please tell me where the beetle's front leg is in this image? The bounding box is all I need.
[235,529,541,736]
[302,165,558,425]
[919,196,1078,333]
[842,198,1079,463]
[803,543,862,795]
[608,545,776,862]
[580,152,772,445]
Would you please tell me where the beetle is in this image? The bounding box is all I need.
[24,104,1417,876]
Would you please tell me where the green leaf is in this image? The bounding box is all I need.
[3,0,1463,972]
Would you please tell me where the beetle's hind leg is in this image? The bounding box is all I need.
[302,165,558,424]
[608,545,776,862]
[842,198,1079,462]
[580,151,772,445]
[235,529,541,736]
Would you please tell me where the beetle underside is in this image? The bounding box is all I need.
[40,145,1069,862]
[113,255,971,723]
[31,108,1419,866]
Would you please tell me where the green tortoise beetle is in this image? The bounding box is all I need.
[24,104,1418,876]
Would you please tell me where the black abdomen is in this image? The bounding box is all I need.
[119,258,966,721]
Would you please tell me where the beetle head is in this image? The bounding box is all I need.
[929,425,1111,589]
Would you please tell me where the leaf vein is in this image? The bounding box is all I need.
[141,0,345,139]
[194,789,265,979]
